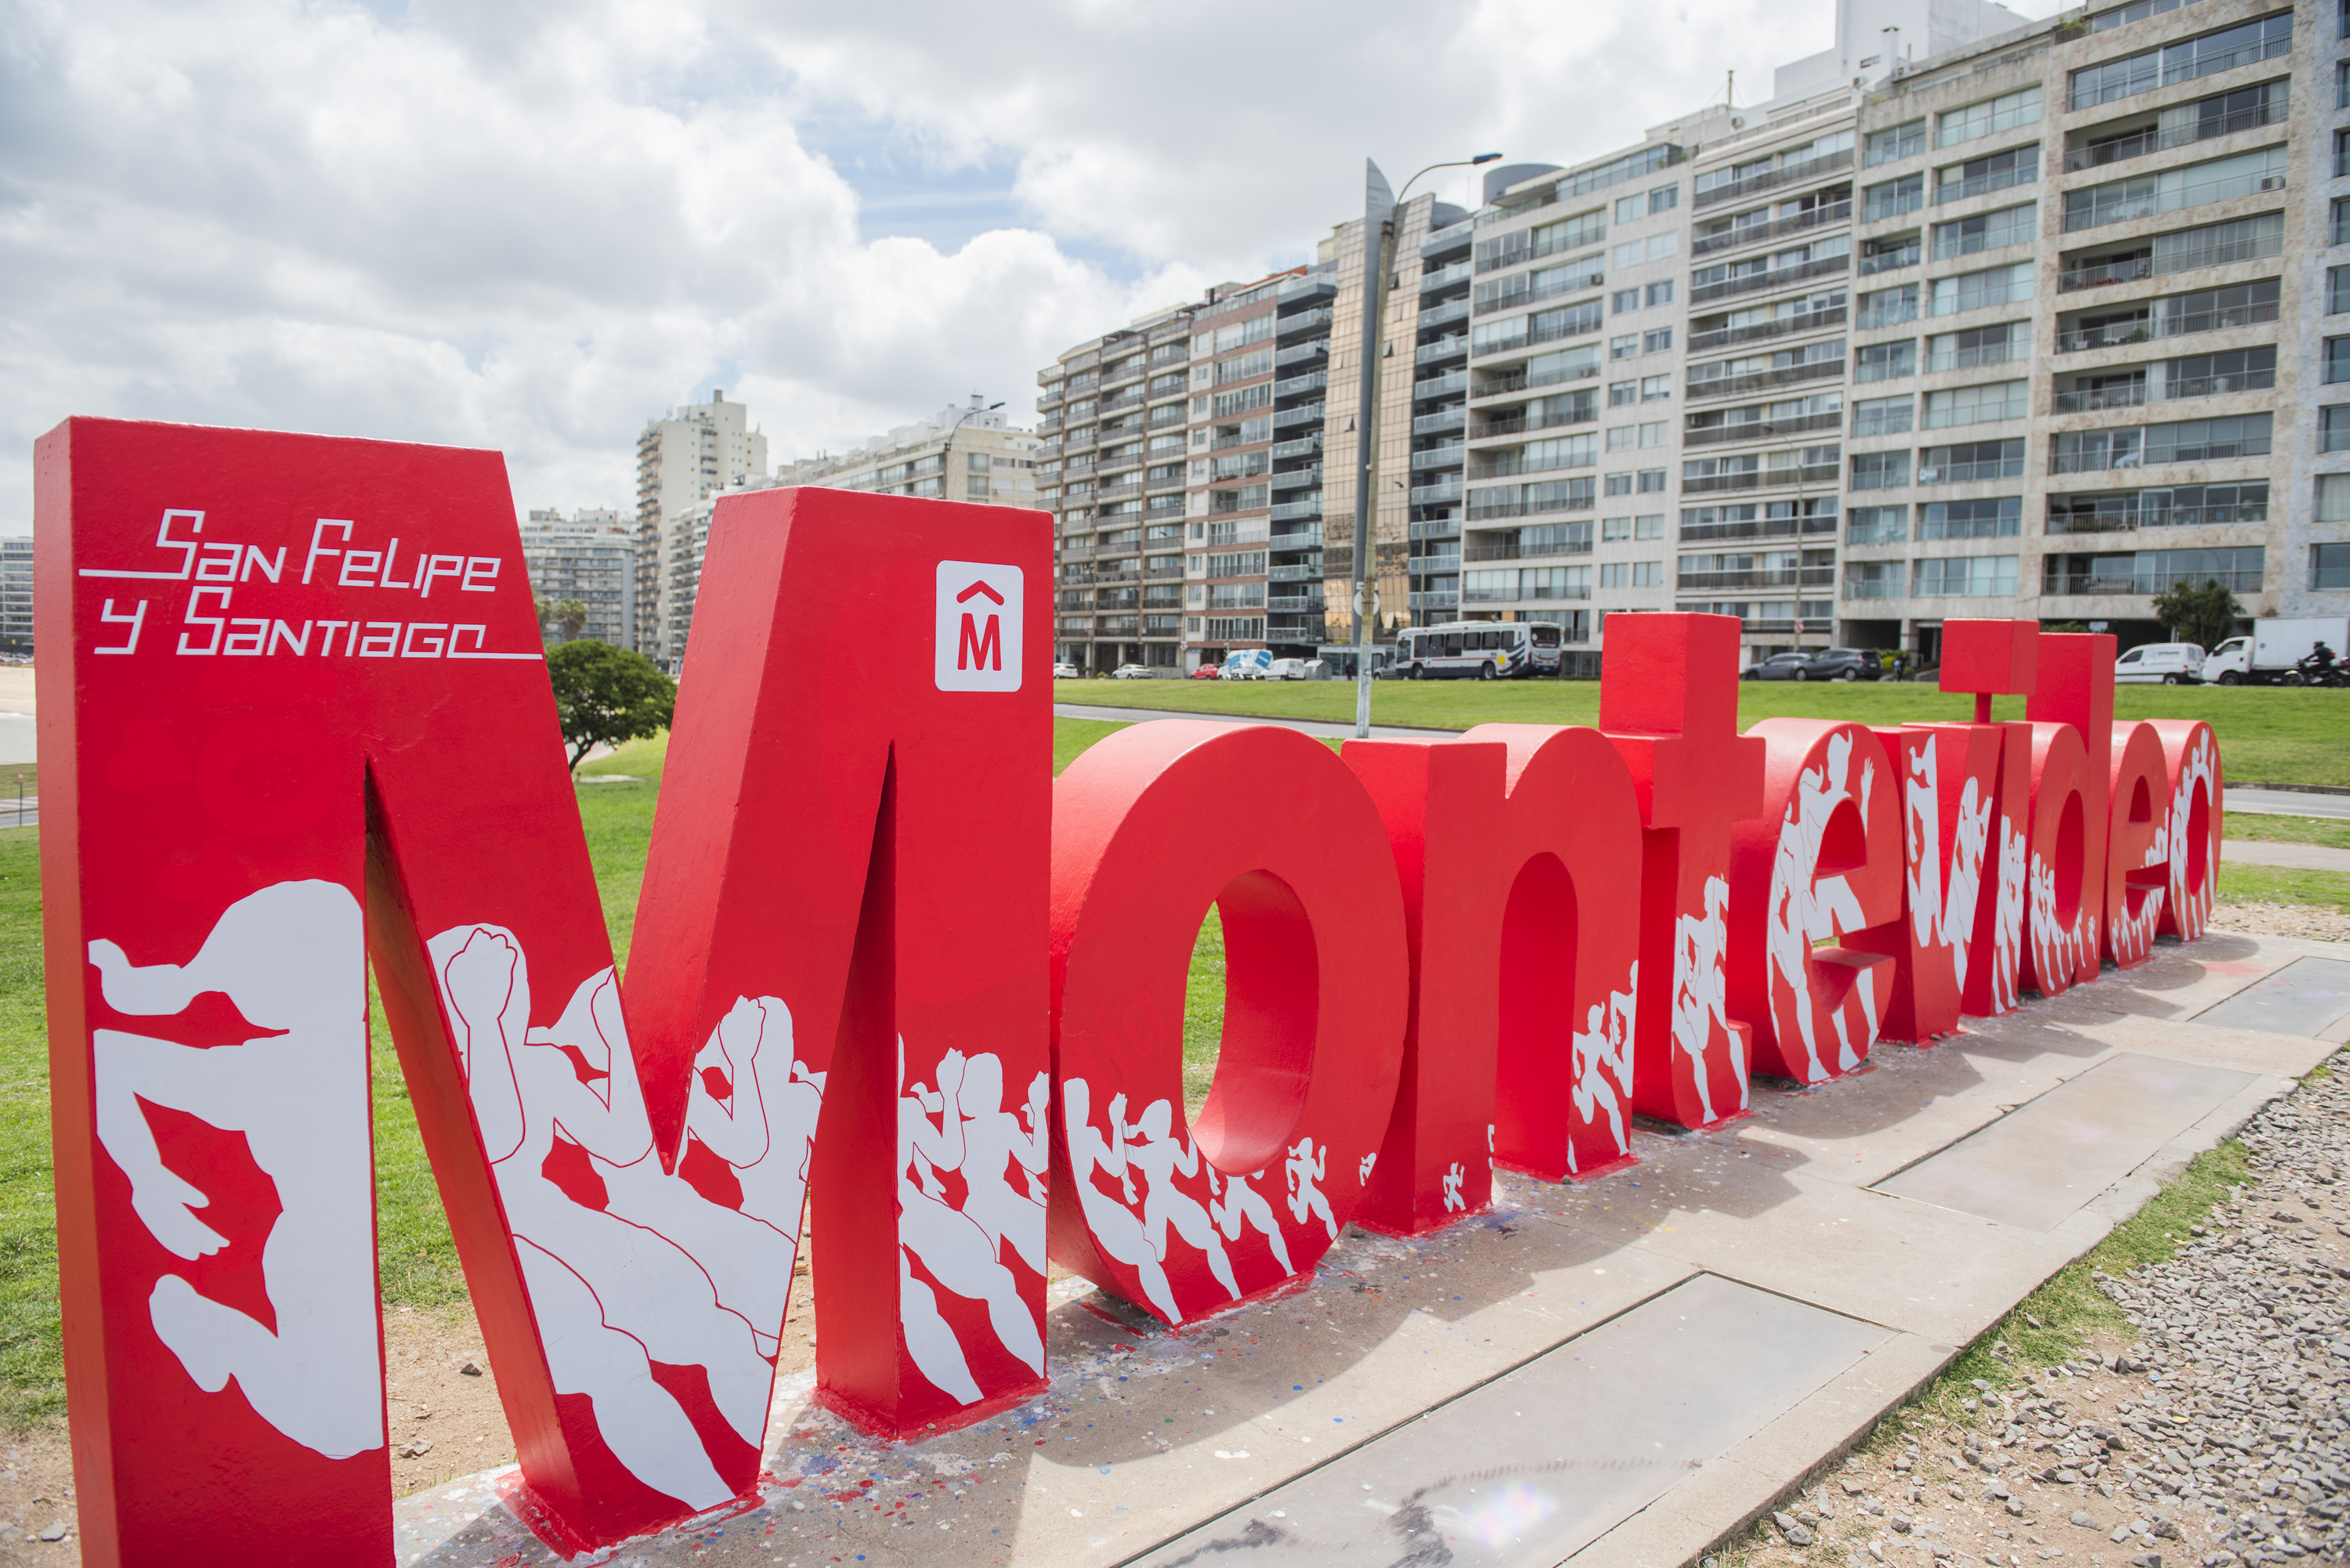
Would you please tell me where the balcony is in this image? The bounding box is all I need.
[1271,463,1324,490]
[1683,410,1844,447]
[1098,387,1146,413]
[1415,336,1470,366]
[1691,200,1853,258]
[1415,369,1470,399]
[1409,591,1462,612]
[1693,148,1855,209]
[2045,500,2267,534]
[1410,518,1460,540]
[1267,590,1326,611]
[1271,525,1324,548]
[1687,305,1846,353]
[2065,96,2290,174]
[1273,402,1326,430]
[1275,340,1328,370]
[2055,296,2279,351]
[1677,568,1835,591]
[1862,190,1925,223]
[1269,562,1324,581]
[1271,435,1323,461]
[1277,308,1335,341]
[1468,360,1602,400]
[1410,478,1465,505]
[1144,563,1186,580]
[1413,406,1466,436]
[1421,260,1473,294]
[1917,454,2025,484]
[1685,358,1845,402]
[1679,513,1838,542]
[1039,414,1065,434]
[1688,253,1849,305]
[1411,442,1466,470]
[1473,266,1607,318]
[1096,480,1144,501]
[1419,298,1470,331]
[1844,577,1905,598]
[1932,164,2036,206]
[1679,461,1841,495]
[2045,568,2261,596]
[1858,243,1920,277]
[1275,369,1330,399]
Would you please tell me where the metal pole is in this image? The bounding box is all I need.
[1351,161,1395,739]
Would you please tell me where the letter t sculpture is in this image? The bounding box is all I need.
[1600,614,1766,1131]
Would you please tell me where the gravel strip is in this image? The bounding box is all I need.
[2214,903,2350,944]
[1718,1053,2350,1568]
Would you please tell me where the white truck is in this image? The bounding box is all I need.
[1220,649,1274,681]
[2204,617,2350,685]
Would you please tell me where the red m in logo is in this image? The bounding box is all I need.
[958,611,1002,671]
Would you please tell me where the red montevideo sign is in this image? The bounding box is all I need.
[36,419,2225,1565]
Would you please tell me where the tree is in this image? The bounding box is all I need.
[2151,577,2243,651]
[534,593,589,644]
[544,640,675,772]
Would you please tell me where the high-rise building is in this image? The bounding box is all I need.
[634,392,768,664]
[0,538,29,656]
[1038,201,1451,674]
[1842,0,2344,656]
[519,508,636,649]
[638,399,1041,673]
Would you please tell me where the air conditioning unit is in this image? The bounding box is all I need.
[2258,175,2286,191]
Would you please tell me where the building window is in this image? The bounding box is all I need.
[1609,380,1639,406]
[1636,514,1665,539]
[2337,199,2350,247]
[1614,193,1644,224]
[1846,559,1904,598]
[1935,144,2039,204]
[1646,281,1676,308]
[1853,396,1914,437]
[1613,288,1641,313]
[1846,506,1907,544]
[2334,268,2350,316]
[1851,450,1911,490]
[967,452,991,471]
[1650,184,1679,214]
[1867,120,1927,168]
[1864,174,1925,222]
[1923,380,2030,428]
[1858,284,1920,329]
[1914,555,2019,597]
[1932,203,2037,260]
[966,476,991,498]
[1920,497,2023,540]
[2325,408,2350,453]
[1643,328,1674,354]
[2313,542,2350,590]
[1604,472,1634,497]
[2066,13,2294,110]
[1936,86,2043,148]
[1611,334,1640,360]
[2321,474,2350,524]
[1856,341,1916,383]
[1929,263,2032,316]
[1642,374,1672,401]
[1636,468,1668,493]
[2327,340,2350,385]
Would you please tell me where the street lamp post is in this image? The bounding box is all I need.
[1350,153,1503,738]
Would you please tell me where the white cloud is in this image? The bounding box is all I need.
[0,0,2060,529]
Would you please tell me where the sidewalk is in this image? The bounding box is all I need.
[392,929,2350,1568]
[2222,836,2350,874]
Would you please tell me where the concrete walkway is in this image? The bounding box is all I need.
[2222,837,2350,874]
[2225,787,2350,820]
[394,929,2350,1568]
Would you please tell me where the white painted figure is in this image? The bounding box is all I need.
[89,880,383,1461]
[1119,1097,1238,1301]
[1206,1167,1292,1276]
[1669,875,1740,1124]
[1763,731,1882,1082]
[1284,1136,1336,1241]
[1061,1078,1183,1322]
[431,924,770,1512]
[1567,960,1638,1174]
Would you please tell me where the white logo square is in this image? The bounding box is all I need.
[935,560,1023,692]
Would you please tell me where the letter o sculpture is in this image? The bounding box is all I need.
[2103,721,2172,969]
[2148,719,2221,942]
[1048,722,1409,1327]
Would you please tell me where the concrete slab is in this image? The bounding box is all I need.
[1874,1052,2254,1231]
[1127,1275,1889,1568]
[2193,956,2350,1038]
[2222,839,2350,874]
[2226,788,2350,820]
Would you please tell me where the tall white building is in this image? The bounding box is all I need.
[519,508,636,649]
[634,392,768,660]
[0,538,29,656]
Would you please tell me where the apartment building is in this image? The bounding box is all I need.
[642,399,1041,672]
[1842,0,2348,657]
[634,392,768,667]
[0,538,28,656]
[1039,200,1449,674]
[519,508,636,649]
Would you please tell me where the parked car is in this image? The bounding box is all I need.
[1111,663,1150,680]
[1742,652,1813,682]
[1742,648,1883,682]
[1052,662,1080,680]
[1266,658,1311,681]
[2113,641,2205,685]
[1188,663,1221,679]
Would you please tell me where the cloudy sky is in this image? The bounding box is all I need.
[1,0,2059,532]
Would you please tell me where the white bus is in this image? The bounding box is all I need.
[1392,620,1563,680]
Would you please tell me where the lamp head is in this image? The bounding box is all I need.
[1471,152,1504,164]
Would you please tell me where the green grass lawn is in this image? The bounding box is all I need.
[1053,678,2350,787]
[2224,811,2350,851]
[2218,863,2350,912]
